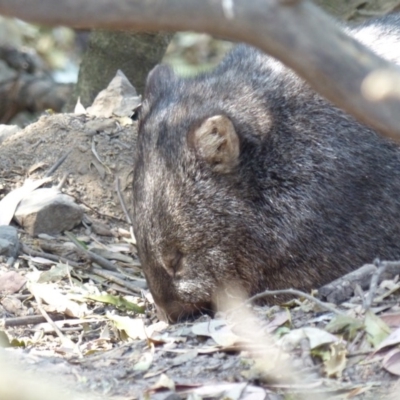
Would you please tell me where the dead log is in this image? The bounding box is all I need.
[0,0,400,141]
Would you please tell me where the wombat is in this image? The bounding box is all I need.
[133,14,400,322]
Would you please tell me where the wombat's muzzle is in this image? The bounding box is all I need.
[155,301,214,323]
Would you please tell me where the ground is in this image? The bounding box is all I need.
[0,108,400,400]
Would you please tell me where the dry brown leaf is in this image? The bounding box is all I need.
[192,319,240,346]
[382,348,400,376]
[376,327,400,352]
[0,177,51,225]
[380,312,400,329]
[28,282,87,318]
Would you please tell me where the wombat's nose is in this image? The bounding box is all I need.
[155,301,213,323]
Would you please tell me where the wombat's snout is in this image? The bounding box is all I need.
[155,300,214,323]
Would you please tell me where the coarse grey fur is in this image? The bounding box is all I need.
[133,14,400,322]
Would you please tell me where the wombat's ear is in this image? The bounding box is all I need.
[189,115,240,174]
[144,64,175,99]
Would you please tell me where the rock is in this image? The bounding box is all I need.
[86,70,141,118]
[0,225,19,258]
[0,271,26,295]
[14,188,83,236]
[0,125,20,145]
[91,220,113,237]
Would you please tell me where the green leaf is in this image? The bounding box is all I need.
[325,315,363,340]
[365,310,391,348]
[0,331,10,347]
[65,231,88,250]
[9,338,28,347]
[38,263,71,283]
[87,294,144,313]
[107,314,147,340]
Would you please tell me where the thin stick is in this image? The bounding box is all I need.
[246,288,345,316]
[33,294,67,342]
[2,314,65,328]
[22,243,83,269]
[91,267,143,294]
[115,176,132,225]
[65,231,119,272]
[44,149,72,177]
[364,259,387,311]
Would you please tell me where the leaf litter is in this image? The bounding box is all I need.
[0,71,399,400]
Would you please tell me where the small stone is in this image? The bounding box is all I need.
[0,271,26,295]
[91,221,112,236]
[77,144,89,153]
[0,225,19,258]
[78,165,89,175]
[85,118,117,134]
[14,188,83,236]
[1,295,23,314]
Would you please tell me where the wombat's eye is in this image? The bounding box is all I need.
[162,250,184,277]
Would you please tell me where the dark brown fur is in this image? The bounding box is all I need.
[133,15,400,322]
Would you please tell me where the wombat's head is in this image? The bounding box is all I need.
[132,64,270,322]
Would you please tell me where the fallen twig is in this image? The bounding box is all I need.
[67,192,127,223]
[44,149,72,177]
[2,314,65,328]
[56,172,70,190]
[319,260,400,304]
[115,176,137,246]
[246,288,345,316]
[115,176,132,226]
[22,243,84,269]
[33,293,72,346]
[91,267,143,294]
[364,259,388,311]
[65,231,119,272]
[374,282,400,303]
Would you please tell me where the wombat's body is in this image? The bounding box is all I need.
[133,15,400,322]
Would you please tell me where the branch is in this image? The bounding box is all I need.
[318,260,400,304]
[245,288,345,316]
[1,0,400,141]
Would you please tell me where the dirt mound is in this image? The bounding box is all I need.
[0,113,136,222]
